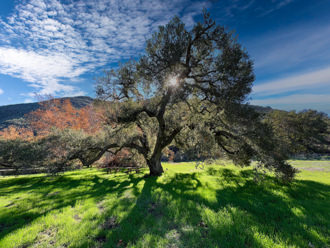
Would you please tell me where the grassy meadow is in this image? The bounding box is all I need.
[0,161,329,248]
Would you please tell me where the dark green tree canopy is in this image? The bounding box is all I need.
[96,12,296,180]
[265,109,330,156]
[97,13,254,105]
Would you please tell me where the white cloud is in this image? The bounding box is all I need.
[24,98,34,103]
[253,66,330,96]
[0,88,3,95]
[0,47,86,86]
[0,0,207,97]
[249,24,330,72]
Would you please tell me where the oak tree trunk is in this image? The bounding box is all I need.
[147,150,164,176]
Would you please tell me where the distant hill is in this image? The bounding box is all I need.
[0,96,94,129]
[250,105,273,114]
[0,96,274,130]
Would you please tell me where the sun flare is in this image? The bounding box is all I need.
[167,76,179,87]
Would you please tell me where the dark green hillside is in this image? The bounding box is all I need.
[0,96,94,129]
[250,105,273,114]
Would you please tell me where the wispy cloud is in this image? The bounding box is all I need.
[252,94,330,105]
[222,0,255,17]
[251,94,330,114]
[259,0,294,16]
[217,0,294,19]
[246,8,330,114]
[0,47,86,95]
[0,88,3,95]
[252,65,330,114]
[249,24,330,73]
[0,0,208,97]
[253,66,330,96]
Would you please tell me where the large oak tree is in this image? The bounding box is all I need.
[96,12,297,180]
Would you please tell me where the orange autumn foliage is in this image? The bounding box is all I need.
[27,98,103,136]
[0,125,34,140]
[0,98,104,140]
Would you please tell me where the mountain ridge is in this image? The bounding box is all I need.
[0,96,274,129]
[0,96,94,129]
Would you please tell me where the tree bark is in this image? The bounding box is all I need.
[147,150,164,176]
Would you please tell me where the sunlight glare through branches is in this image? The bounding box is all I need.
[167,75,179,88]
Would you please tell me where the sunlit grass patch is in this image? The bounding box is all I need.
[0,161,329,247]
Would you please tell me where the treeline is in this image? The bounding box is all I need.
[0,98,146,175]
[265,110,330,158]
[162,109,330,162]
[0,97,329,176]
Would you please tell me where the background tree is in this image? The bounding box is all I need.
[0,98,108,174]
[0,130,97,174]
[0,138,46,174]
[96,12,297,180]
[265,109,330,157]
[0,97,140,174]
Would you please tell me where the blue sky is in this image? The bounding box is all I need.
[0,0,329,114]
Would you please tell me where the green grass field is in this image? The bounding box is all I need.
[0,161,329,248]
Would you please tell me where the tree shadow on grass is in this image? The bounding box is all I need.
[0,171,144,242]
[210,168,330,247]
[1,168,329,247]
[82,173,226,248]
[76,169,329,247]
